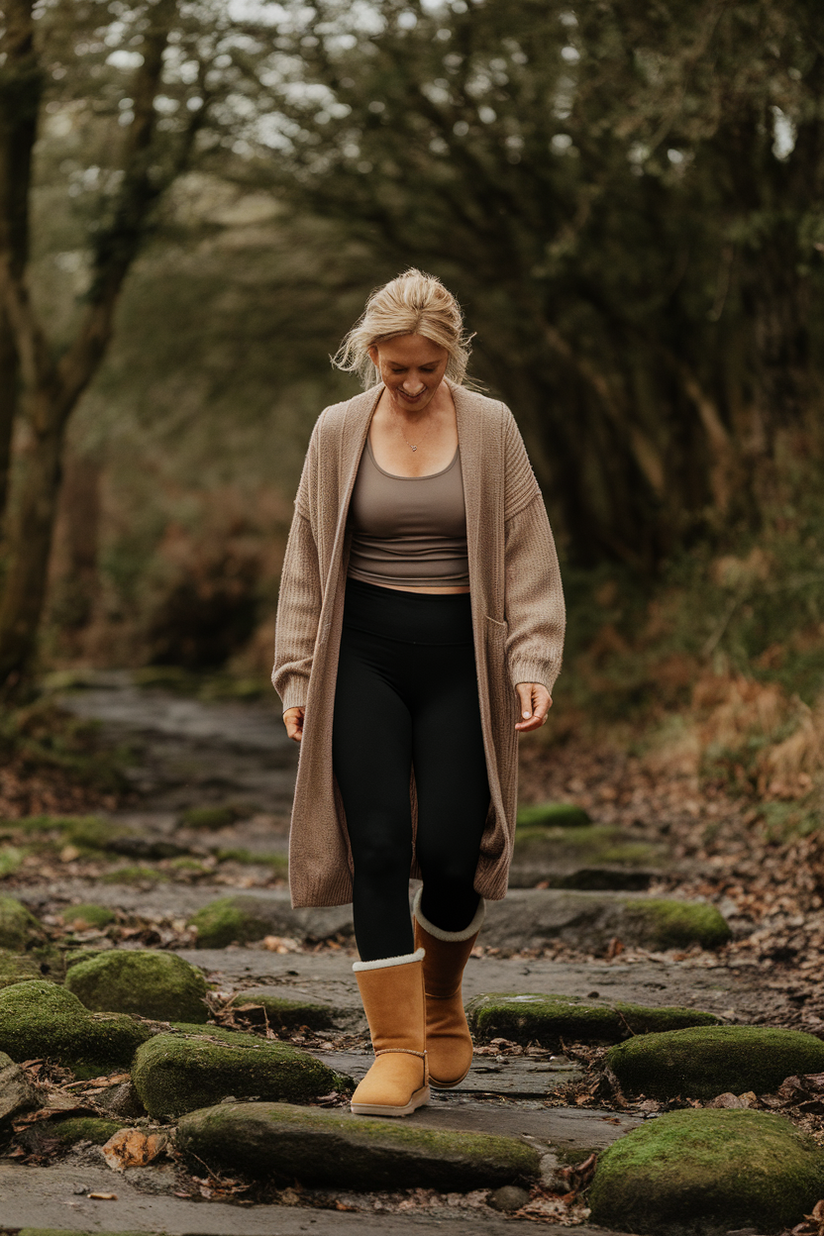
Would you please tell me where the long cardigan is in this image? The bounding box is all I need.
[272,382,565,908]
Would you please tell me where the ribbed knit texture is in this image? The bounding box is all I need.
[272,382,565,908]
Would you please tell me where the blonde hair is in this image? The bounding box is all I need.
[333,269,474,388]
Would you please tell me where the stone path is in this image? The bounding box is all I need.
[0,675,775,1234]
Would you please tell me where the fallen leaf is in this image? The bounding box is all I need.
[102,1127,168,1171]
[87,1192,118,1200]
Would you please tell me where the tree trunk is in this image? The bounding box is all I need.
[0,390,65,685]
[0,315,17,524]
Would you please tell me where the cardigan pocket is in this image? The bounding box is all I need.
[484,615,508,640]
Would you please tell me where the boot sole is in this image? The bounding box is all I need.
[350,1084,430,1117]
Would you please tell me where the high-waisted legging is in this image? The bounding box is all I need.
[332,578,490,961]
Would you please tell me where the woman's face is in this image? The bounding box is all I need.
[369,334,449,415]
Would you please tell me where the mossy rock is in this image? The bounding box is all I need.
[214,847,288,875]
[50,1116,124,1146]
[0,948,49,989]
[180,805,239,830]
[228,988,335,1031]
[516,802,591,829]
[0,846,26,878]
[132,1031,351,1118]
[0,981,152,1078]
[510,825,667,891]
[0,895,48,952]
[589,1108,824,1235]
[59,904,116,930]
[188,896,272,947]
[100,865,170,884]
[0,897,63,978]
[176,1100,540,1189]
[467,993,721,1047]
[65,949,209,1023]
[619,898,731,950]
[607,1025,824,1100]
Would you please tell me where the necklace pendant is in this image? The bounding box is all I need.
[410,444,417,451]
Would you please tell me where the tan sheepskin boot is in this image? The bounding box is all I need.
[350,948,430,1117]
[413,889,485,1088]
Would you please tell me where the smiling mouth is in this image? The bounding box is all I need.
[399,389,426,401]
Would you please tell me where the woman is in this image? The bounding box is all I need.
[273,270,565,1118]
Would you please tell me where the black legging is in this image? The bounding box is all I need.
[332,578,490,961]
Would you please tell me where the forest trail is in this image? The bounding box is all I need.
[0,674,802,1233]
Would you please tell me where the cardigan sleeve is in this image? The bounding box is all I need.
[501,409,566,693]
[271,427,322,713]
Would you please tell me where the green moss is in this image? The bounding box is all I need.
[620,898,732,950]
[228,989,335,1030]
[59,904,116,929]
[167,856,209,872]
[589,1108,824,1234]
[608,1025,824,1100]
[0,845,27,878]
[59,816,127,854]
[467,993,721,1047]
[65,949,209,1022]
[0,948,49,989]
[19,1231,154,1236]
[0,980,151,1078]
[132,1031,351,1118]
[0,895,47,951]
[516,802,592,829]
[180,805,238,830]
[51,1116,124,1146]
[100,865,169,883]
[188,897,270,947]
[213,847,288,873]
[176,1100,540,1189]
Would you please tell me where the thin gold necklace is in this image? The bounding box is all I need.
[396,414,432,452]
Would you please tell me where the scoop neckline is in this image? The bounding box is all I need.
[366,438,460,480]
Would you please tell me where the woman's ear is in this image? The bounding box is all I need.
[368,344,379,367]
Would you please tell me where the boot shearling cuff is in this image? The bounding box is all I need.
[352,947,425,973]
[412,888,485,942]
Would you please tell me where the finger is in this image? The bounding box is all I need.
[516,683,534,720]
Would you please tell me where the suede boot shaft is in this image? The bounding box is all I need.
[350,949,429,1117]
[413,890,484,1089]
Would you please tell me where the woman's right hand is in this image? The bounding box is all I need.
[283,706,305,743]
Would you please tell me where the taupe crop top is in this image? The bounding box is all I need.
[347,439,470,587]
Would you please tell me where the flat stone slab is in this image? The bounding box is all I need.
[0,1161,634,1233]
[170,949,778,1026]
[509,823,673,890]
[16,885,731,953]
[176,1100,541,1190]
[311,1048,582,1098]
[467,992,721,1046]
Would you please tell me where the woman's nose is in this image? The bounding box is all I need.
[402,374,425,393]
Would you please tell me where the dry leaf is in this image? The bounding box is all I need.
[262,935,300,953]
[87,1192,118,1200]
[102,1127,167,1171]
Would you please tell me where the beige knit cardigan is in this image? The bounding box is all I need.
[272,382,565,908]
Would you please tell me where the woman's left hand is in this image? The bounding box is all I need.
[514,682,552,732]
